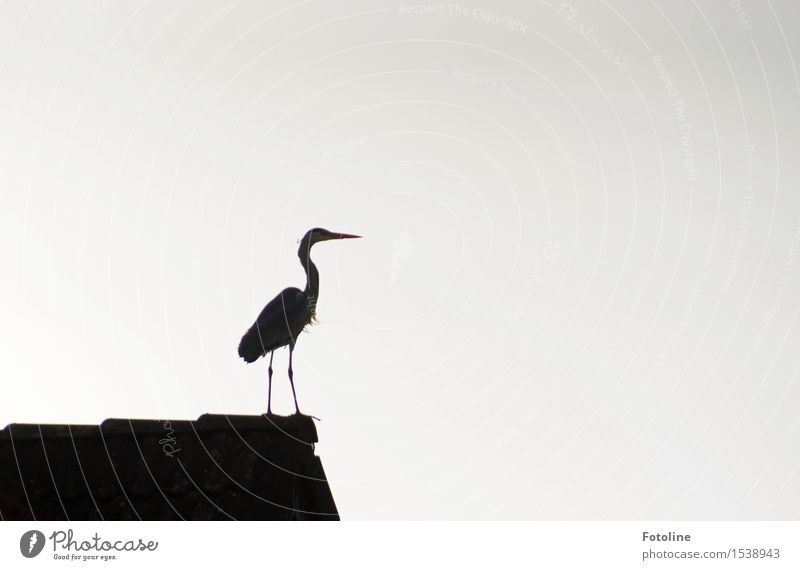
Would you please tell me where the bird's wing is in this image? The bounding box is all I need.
[238,287,309,362]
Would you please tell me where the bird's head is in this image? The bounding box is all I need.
[303,227,362,246]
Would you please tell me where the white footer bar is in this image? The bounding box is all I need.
[1,521,798,569]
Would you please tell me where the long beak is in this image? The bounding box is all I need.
[334,232,361,239]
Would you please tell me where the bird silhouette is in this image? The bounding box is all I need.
[238,228,361,414]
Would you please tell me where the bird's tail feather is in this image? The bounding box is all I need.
[238,327,266,363]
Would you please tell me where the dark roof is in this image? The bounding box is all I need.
[0,414,338,520]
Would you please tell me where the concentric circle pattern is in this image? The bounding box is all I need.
[0,0,798,520]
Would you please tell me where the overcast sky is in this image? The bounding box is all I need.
[1,0,799,520]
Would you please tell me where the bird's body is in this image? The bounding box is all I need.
[238,227,360,414]
[237,287,312,363]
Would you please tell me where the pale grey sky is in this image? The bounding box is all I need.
[0,0,799,519]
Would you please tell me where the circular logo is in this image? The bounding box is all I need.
[19,530,45,558]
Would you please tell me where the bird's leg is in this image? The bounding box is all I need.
[288,345,300,415]
[267,351,274,415]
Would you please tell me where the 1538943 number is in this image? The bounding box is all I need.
[736,548,780,559]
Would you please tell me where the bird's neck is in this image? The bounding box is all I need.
[298,240,319,299]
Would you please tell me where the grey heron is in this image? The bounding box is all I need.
[238,227,361,414]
